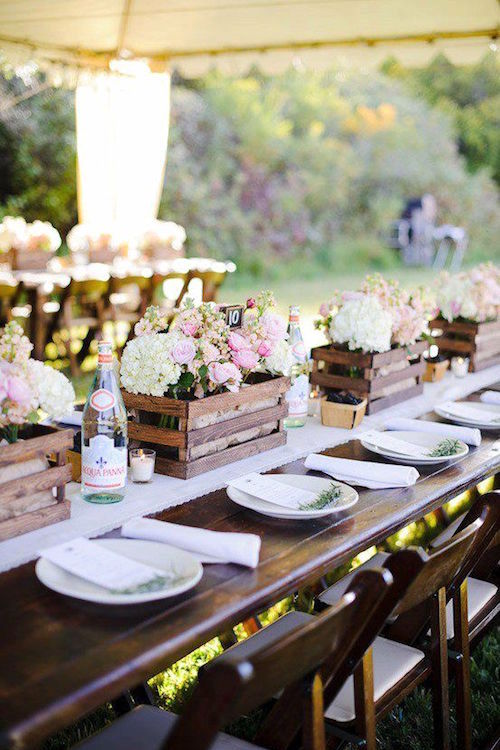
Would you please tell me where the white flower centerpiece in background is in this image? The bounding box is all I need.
[66,223,126,263]
[316,273,436,353]
[0,216,61,258]
[436,263,500,323]
[0,322,75,443]
[138,220,186,260]
[120,291,291,405]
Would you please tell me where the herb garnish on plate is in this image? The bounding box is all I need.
[429,439,462,457]
[299,483,343,511]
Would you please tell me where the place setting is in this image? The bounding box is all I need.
[434,398,500,431]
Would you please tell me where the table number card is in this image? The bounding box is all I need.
[40,537,165,592]
[362,430,431,457]
[218,303,244,328]
[228,472,319,510]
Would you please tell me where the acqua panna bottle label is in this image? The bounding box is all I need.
[285,373,309,417]
[90,388,116,412]
[82,434,127,491]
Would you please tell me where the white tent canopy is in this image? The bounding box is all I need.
[0,0,498,76]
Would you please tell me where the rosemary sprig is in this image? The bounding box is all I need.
[299,483,343,511]
[112,573,190,595]
[429,439,462,457]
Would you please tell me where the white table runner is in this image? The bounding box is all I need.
[1,365,500,573]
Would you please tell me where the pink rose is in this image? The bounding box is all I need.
[180,319,198,337]
[319,302,329,318]
[223,362,243,392]
[171,338,196,365]
[257,340,273,357]
[260,311,287,342]
[228,331,249,352]
[231,348,259,370]
[246,297,256,309]
[7,376,31,406]
[208,361,231,385]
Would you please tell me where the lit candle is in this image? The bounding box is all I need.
[450,356,469,378]
[129,448,156,483]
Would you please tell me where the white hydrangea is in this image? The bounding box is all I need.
[438,275,478,322]
[330,295,392,353]
[120,333,181,396]
[264,340,293,375]
[28,360,75,418]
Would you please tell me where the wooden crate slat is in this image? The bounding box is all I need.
[0,428,74,467]
[436,337,477,354]
[186,403,288,447]
[432,316,500,372]
[186,376,290,418]
[474,335,500,355]
[470,353,500,371]
[128,422,187,448]
[431,317,500,336]
[156,431,287,480]
[368,360,425,396]
[0,500,70,542]
[0,464,72,507]
[311,347,373,367]
[310,371,370,394]
[122,391,188,417]
[371,339,427,367]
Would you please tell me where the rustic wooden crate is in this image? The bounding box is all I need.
[5,247,53,270]
[430,318,500,372]
[310,340,427,415]
[0,424,73,541]
[122,374,290,479]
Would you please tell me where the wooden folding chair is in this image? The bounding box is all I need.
[75,565,400,750]
[0,275,19,327]
[317,495,499,750]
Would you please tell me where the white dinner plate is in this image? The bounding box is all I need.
[227,473,358,520]
[361,430,469,465]
[36,539,203,605]
[434,402,500,431]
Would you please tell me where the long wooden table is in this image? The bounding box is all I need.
[0,395,499,749]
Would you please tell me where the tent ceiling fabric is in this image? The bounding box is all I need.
[0,0,498,73]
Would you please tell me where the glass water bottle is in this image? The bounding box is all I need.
[284,305,310,428]
[81,341,128,503]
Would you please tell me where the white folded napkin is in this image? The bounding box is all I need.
[121,517,261,568]
[304,454,419,490]
[362,430,430,458]
[480,391,500,406]
[384,417,481,447]
[439,401,500,424]
[58,410,83,427]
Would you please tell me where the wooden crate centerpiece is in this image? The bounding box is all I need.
[310,340,427,415]
[5,247,54,270]
[122,374,290,479]
[0,424,73,541]
[430,318,500,372]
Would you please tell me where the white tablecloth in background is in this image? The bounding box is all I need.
[1,365,499,573]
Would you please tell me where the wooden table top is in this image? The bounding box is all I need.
[1,397,499,749]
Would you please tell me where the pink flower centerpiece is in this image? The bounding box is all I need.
[436,263,500,323]
[120,291,291,399]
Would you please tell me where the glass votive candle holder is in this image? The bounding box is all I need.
[129,448,156,483]
[451,356,470,378]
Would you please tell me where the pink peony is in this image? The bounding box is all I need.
[180,319,198,337]
[6,375,31,406]
[257,340,273,357]
[231,348,259,370]
[171,338,196,365]
[260,311,287,342]
[228,331,249,352]
[223,362,243,392]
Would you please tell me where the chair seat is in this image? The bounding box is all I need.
[318,552,390,606]
[429,577,498,639]
[76,704,265,750]
[429,513,467,548]
[324,637,425,724]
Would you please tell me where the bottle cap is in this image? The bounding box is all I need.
[97,341,113,363]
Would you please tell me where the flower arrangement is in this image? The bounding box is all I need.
[120,291,291,399]
[66,223,125,259]
[0,216,61,255]
[316,273,435,353]
[436,263,500,323]
[138,220,186,258]
[0,322,75,443]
